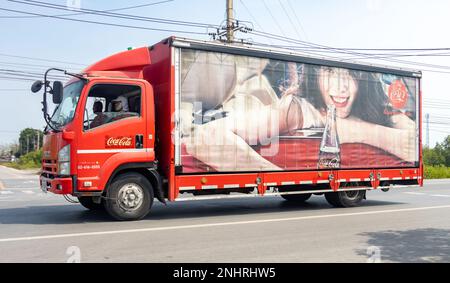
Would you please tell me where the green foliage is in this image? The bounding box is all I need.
[17,128,43,157]
[424,136,450,179]
[424,166,450,179]
[423,147,445,166]
[424,136,450,167]
[3,150,42,169]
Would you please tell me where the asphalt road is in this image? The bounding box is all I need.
[0,165,449,263]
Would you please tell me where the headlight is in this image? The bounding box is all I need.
[58,145,70,176]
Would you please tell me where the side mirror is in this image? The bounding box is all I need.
[51,81,64,104]
[31,80,43,93]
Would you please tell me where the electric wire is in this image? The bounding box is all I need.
[0,0,175,19]
[0,7,208,35]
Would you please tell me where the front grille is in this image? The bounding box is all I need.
[42,159,57,176]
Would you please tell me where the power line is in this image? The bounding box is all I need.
[238,0,265,35]
[7,0,217,29]
[251,41,450,74]
[429,114,450,119]
[0,0,175,19]
[345,52,450,61]
[0,52,86,66]
[0,68,68,80]
[261,0,287,38]
[247,30,450,72]
[0,7,208,35]
[277,0,303,40]
[0,76,37,81]
[246,42,450,57]
[429,131,450,136]
[286,0,308,41]
[11,0,450,72]
[9,0,450,73]
[0,60,81,70]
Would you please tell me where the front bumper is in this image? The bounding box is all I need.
[40,175,73,195]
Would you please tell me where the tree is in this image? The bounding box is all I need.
[441,136,450,167]
[423,135,450,167]
[18,128,43,157]
[423,147,445,166]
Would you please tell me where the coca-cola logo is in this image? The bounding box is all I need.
[105,136,134,148]
[318,158,340,169]
[388,80,409,109]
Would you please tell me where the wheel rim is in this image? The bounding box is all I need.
[117,183,144,211]
[344,190,359,200]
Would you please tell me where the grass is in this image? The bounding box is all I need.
[424,165,450,179]
[1,150,42,170]
[1,162,40,170]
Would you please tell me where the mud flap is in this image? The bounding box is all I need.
[329,172,340,192]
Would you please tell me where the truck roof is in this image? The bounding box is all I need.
[167,37,422,78]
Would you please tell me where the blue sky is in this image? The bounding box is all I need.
[0,0,449,146]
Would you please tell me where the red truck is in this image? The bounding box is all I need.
[33,37,423,221]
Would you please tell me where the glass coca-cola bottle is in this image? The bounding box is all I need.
[318,105,341,169]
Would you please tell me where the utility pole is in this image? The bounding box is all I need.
[36,131,40,150]
[26,135,29,154]
[226,0,234,43]
[425,113,430,148]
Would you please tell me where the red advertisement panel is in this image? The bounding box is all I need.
[178,49,419,173]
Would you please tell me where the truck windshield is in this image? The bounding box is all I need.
[50,80,85,129]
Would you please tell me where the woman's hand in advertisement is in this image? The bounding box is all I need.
[336,117,416,163]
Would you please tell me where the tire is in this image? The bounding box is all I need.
[325,190,366,208]
[281,193,312,202]
[104,172,154,221]
[78,197,103,211]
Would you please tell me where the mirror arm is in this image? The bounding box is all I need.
[39,68,86,132]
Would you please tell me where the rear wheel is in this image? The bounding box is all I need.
[78,197,103,211]
[281,193,312,203]
[104,172,154,221]
[325,190,366,208]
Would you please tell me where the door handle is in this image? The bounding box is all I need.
[135,135,144,149]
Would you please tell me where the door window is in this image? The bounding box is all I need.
[83,84,142,131]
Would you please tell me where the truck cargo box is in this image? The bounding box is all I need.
[165,39,421,175]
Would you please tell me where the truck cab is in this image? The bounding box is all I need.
[40,47,164,221]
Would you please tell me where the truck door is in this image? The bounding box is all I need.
[76,79,155,192]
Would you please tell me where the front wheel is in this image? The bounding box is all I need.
[325,190,366,208]
[104,172,154,221]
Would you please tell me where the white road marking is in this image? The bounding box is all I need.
[0,191,13,195]
[404,192,426,196]
[404,192,450,198]
[1,205,450,243]
[21,190,35,195]
[430,194,450,198]
[424,179,450,185]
